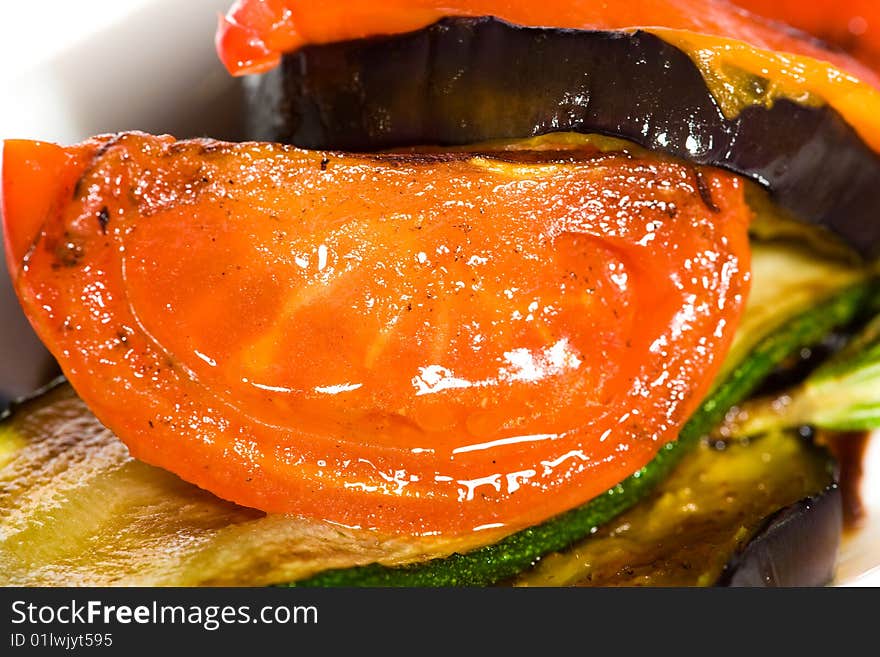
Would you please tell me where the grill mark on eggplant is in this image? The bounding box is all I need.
[250,17,880,258]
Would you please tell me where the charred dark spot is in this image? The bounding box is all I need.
[361,151,472,165]
[53,233,85,268]
[94,135,123,159]
[166,139,225,157]
[320,156,331,171]
[694,170,720,214]
[73,134,128,199]
[97,206,110,234]
[477,149,608,166]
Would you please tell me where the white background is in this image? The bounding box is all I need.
[0,0,878,586]
[0,0,234,144]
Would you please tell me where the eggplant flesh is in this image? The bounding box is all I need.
[249,17,880,257]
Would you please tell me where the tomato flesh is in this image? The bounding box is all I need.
[3,135,751,535]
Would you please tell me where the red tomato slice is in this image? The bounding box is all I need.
[2,134,751,535]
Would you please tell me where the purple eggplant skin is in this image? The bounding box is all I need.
[247,17,880,258]
[718,485,843,587]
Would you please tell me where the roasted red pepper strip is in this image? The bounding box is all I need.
[216,0,880,83]
[2,134,751,535]
[215,0,880,157]
[734,1,880,73]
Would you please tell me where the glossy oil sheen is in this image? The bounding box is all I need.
[3,134,750,534]
[0,383,511,585]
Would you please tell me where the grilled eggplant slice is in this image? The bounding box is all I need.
[248,17,880,256]
[718,487,843,587]
[515,431,838,587]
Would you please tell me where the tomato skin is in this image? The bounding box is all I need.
[3,134,751,535]
[2,141,72,280]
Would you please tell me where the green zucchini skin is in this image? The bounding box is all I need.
[291,280,879,587]
[249,17,880,257]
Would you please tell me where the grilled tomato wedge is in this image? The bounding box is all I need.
[1,133,751,535]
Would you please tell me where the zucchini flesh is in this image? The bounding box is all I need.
[514,430,835,587]
[0,245,874,586]
[716,240,865,385]
[726,312,880,436]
